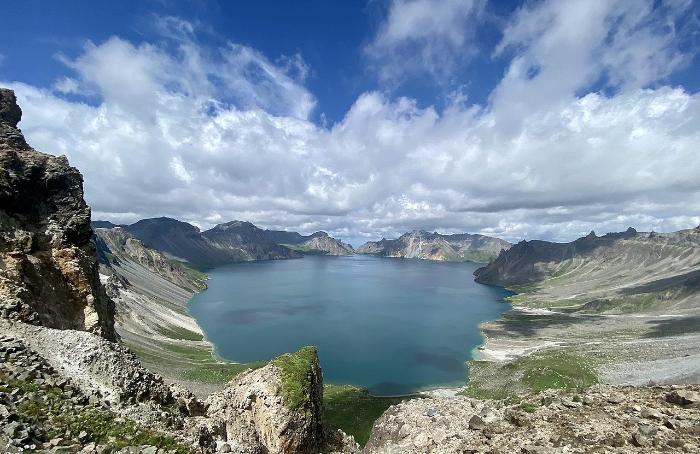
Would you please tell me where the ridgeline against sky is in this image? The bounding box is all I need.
[1,0,699,244]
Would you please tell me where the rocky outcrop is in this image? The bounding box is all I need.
[365,384,700,453]
[205,347,330,454]
[0,88,116,340]
[264,230,355,256]
[357,230,510,262]
[297,232,355,256]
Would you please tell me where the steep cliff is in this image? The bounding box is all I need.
[0,88,116,340]
[357,230,510,262]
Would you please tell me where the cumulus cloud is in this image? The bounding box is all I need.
[5,1,700,244]
[365,0,485,82]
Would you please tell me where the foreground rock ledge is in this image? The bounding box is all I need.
[365,385,700,453]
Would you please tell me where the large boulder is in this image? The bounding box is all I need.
[206,346,325,453]
[0,88,116,340]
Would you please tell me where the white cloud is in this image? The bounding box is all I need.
[365,0,485,82]
[5,3,700,243]
[53,77,80,94]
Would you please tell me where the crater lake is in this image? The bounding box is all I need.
[188,255,511,395]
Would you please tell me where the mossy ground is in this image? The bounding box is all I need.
[271,346,319,410]
[323,384,412,446]
[1,372,191,453]
[518,351,598,391]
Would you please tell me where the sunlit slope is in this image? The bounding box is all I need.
[475,227,700,314]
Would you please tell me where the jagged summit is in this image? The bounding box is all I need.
[0,88,29,149]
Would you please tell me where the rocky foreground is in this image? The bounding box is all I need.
[366,385,700,453]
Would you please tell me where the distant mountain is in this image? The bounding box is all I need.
[357,230,510,262]
[121,217,299,267]
[202,220,301,261]
[263,229,307,244]
[94,227,206,293]
[264,229,355,256]
[474,226,700,313]
[91,220,124,229]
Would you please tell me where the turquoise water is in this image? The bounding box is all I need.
[188,255,510,395]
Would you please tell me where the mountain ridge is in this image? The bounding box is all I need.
[357,229,510,262]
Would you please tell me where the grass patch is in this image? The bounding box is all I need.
[272,346,319,411]
[324,384,411,446]
[153,324,204,342]
[518,402,538,413]
[181,361,265,384]
[160,342,214,362]
[517,352,598,391]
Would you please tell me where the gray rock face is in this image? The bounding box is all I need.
[0,88,116,340]
[357,230,510,262]
[299,232,355,256]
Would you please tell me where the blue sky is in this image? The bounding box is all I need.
[1,0,700,244]
[1,0,523,122]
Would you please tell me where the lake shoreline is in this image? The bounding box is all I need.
[187,255,511,396]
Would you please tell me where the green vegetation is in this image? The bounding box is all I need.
[154,324,204,342]
[518,402,538,413]
[177,261,208,289]
[518,351,598,391]
[126,339,261,385]
[324,384,412,446]
[3,373,191,453]
[280,243,326,255]
[460,384,519,402]
[465,351,598,399]
[272,346,320,410]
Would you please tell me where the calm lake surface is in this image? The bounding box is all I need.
[188,255,510,395]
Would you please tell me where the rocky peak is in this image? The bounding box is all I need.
[0,88,22,128]
[212,220,254,231]
[0,88,29,149]
[0,88,116,340]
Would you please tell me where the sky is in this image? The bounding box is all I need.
[1,0,700,245]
